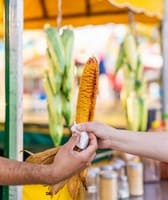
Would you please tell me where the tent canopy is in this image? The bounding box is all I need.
[0,0,163,36]
[108,0,163,19]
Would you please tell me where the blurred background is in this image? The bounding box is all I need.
[0,0,167,199]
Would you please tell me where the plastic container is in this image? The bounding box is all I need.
[126,162,144,196]
[100,171,118,200]
[118,175,130,199]
[86,167,100,200]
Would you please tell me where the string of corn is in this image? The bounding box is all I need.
[114,31,148,131]
[44,25,74,146]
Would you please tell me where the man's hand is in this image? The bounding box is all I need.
[49,132,98,184]
[0,133,97,186]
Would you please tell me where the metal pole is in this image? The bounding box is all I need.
[162,0,168,128]
[4,0,23,199]
[57,0,62,28]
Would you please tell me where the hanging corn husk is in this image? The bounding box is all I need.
[114,31,148,131]
[44,25,75,146]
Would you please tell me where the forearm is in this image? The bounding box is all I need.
[109,130,168,162]
[0,157,58,185]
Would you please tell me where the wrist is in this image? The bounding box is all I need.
[28,164,59,185]
[43,163,65,185]
[39,164,59,185]
[107,128,120,149]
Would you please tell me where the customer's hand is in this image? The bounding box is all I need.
[50,133,97,184]
[76,121,117,149]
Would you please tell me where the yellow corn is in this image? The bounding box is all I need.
[76,56,99,123]
[67,56,99,200]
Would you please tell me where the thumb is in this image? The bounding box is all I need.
[66,134,80,149]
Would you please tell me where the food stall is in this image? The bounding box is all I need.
[1,0,168,200]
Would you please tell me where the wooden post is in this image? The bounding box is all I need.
[162,0,168,128]
[3,0,23,199]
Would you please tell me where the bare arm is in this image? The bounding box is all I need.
[77,121,168,162]
[0,133,97,185]
[0,157,52,185]
[108,129,168,162]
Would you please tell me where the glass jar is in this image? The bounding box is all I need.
[127,162,144,196]
[112,158,126,176]
[118,175,130,199]
[113,163,125,177]
[100,171,118,200]
[142,157,160,182]
[86,167,100,200]
[100,165,114,172]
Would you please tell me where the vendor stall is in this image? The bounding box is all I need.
[1,0,168,200]
[0,0,163,36]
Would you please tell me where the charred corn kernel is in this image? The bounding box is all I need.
[76,56,99,123]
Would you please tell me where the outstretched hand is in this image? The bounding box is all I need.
[76,121,117,149]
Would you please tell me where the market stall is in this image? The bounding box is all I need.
[0,0,163,36]
[1,0,168,200]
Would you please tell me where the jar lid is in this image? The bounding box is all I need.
[91,167,100,174]
[115,158,126,167]
[100,165,113,171]
[100,171,118,179]
[112,163,122,170]
[87,169,98,178]
[127,162,143,168]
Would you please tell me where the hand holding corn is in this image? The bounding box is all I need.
[50,133,97,184]
[26,133,97,186]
